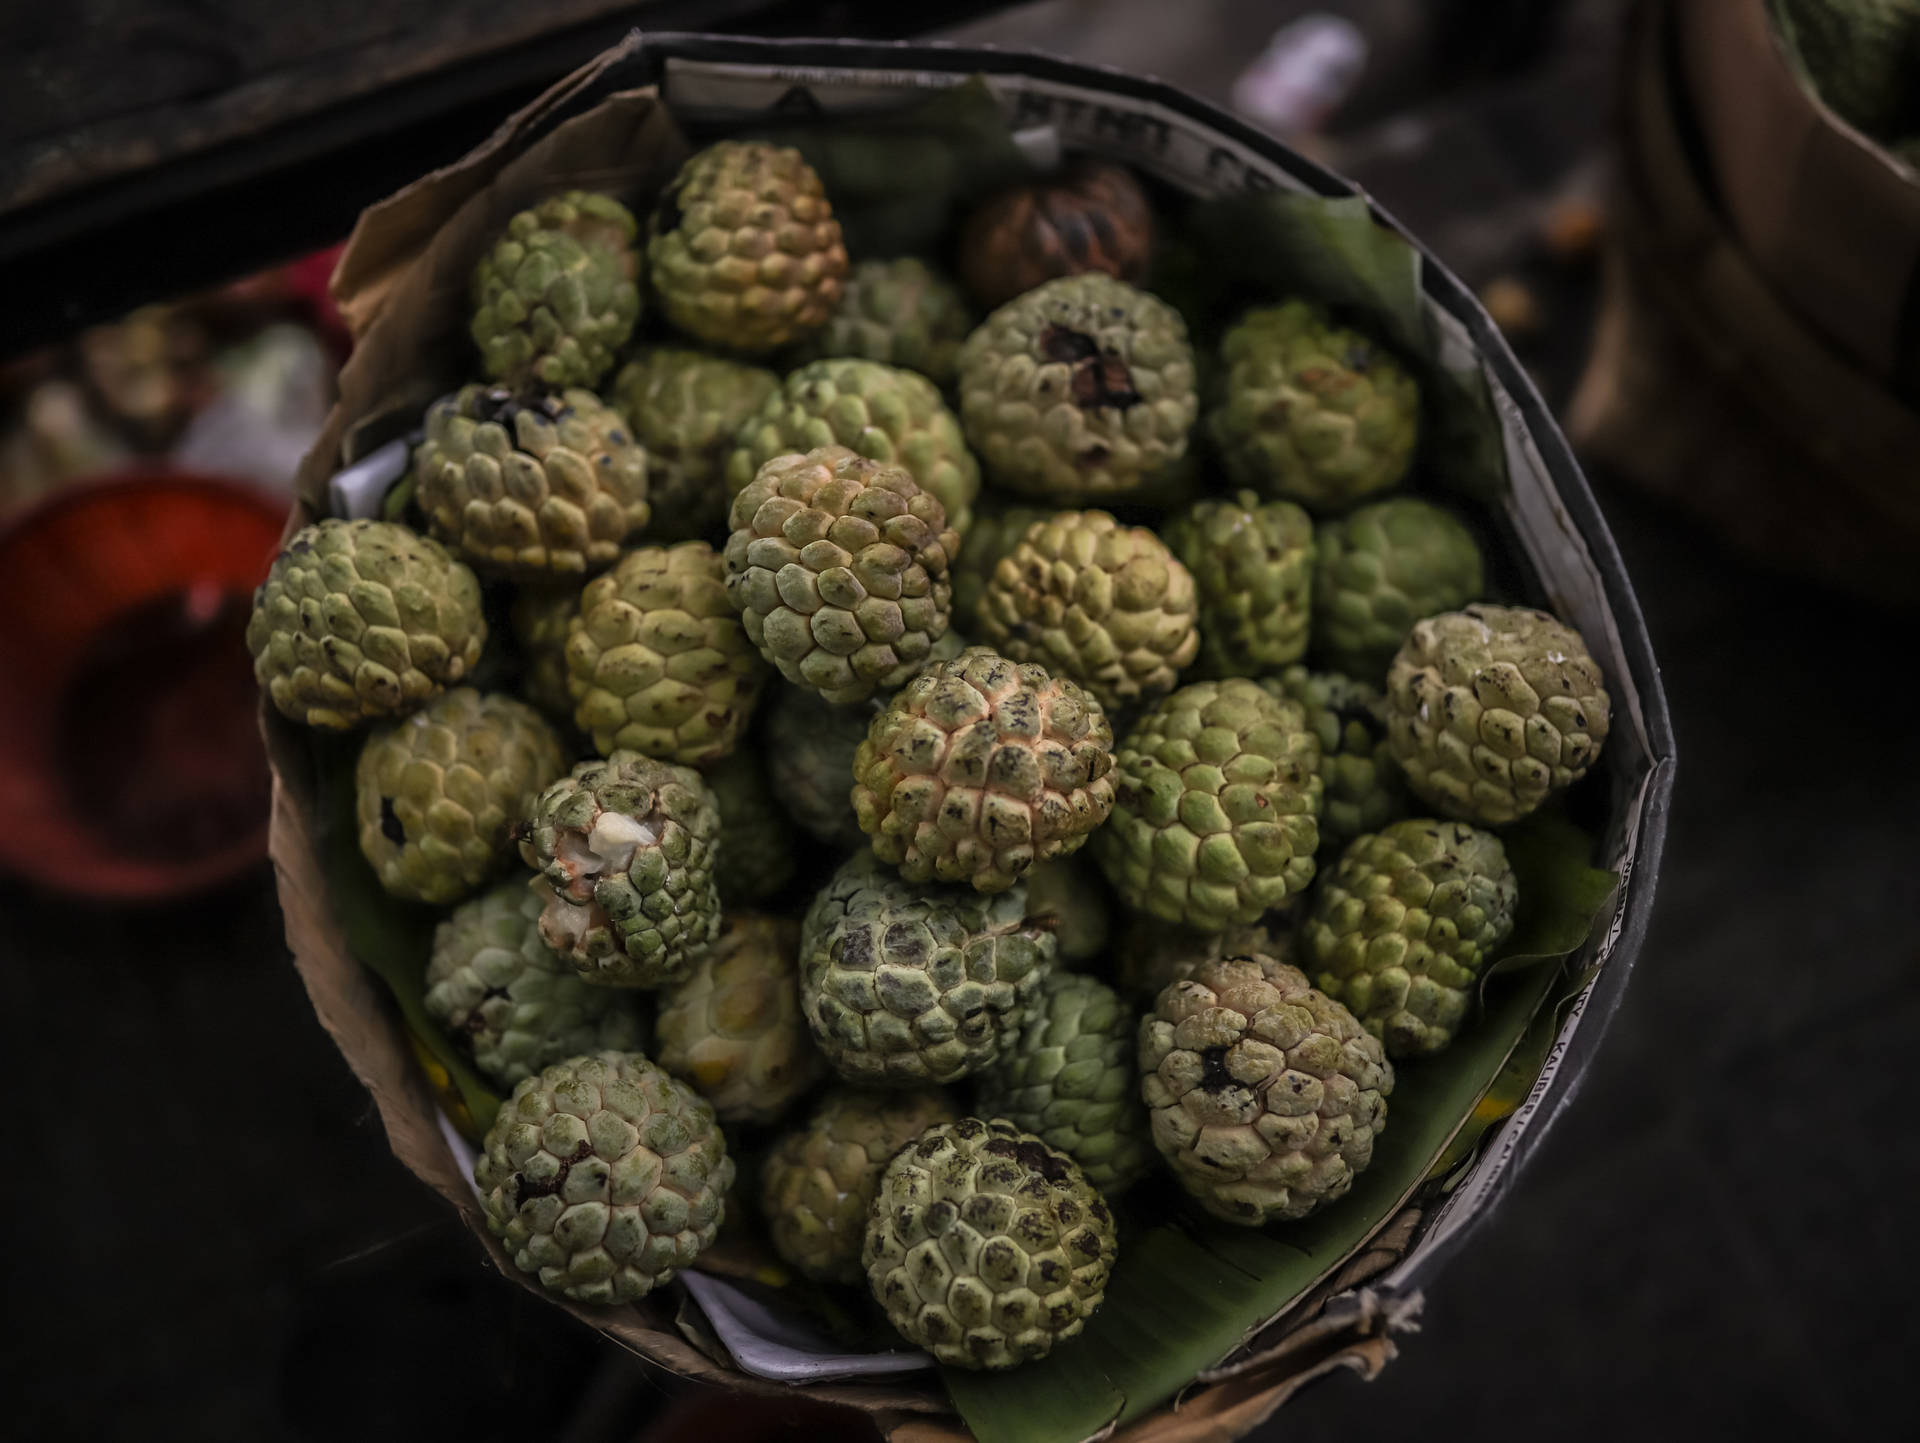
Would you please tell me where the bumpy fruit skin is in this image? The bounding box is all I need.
[724,446,958,705]
[1304,820,1517,1057]
[704,750,797,906]
[763,684,871,848]
[1139,956,1391,1225]
[646,141,848,353]
[610,348,780,544]
[355,688,566,905]
[973,972,1152,1194]
[1265,667,1407,850]
[1094,679,1323,929]
[424,881,646,1089]
[958,274,1197,502]
[519,751,722,988]
[248,519,486,729]
[1207,301,1418,511]
[977,510,1199,712]
[476,1052,733,1303]
[1024,856,1110,965]
[799,850,1055,1086]
[952,502,1051,632]
[653,916,822,1124]
[1111,919,1286,1003]
[510,586,580,721]
[724,358,980,539]
[1385,604,1610,825]
[1312,498,1483,679]
[790,257,974,386]
[414,385,649,581]
[761,1087,958,1284]
[471,191,640,390]
[959,160,1155,309]
[565,543,764,764]
[853,648,1115,892]
[1164,490,1315,676]
[863,1116,1117,1369]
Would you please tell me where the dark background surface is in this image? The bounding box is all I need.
[3,2,1915,1439]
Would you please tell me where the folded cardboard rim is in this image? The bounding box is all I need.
[266,30,1676,1443]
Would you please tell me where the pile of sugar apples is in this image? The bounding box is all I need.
[249,141,1611,1371]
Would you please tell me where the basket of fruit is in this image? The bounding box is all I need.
[257,31,1674,1443]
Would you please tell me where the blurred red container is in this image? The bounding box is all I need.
[0,470,284,897]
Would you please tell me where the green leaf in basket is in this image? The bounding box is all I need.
[943,810,1619,1443]
[311,736,503,1138]
[1483,807,1620,981]
[1182,188,1510,500]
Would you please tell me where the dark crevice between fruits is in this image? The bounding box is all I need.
[379,798,405,844]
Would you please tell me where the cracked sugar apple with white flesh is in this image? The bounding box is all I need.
[1139,954,1392,1225]
[1385,604,1610,825]
[957,273,1197,503]
[247,518,486,730]
[798,850,1055,1086]
[424,881,646,1090]
[476,1052,732,1304]
[863,1116,1117,1369]
[518,751,722,988]
[355,688,567,905]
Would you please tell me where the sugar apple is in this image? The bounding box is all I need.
[518,750,722,987]
[1264,667,1407,850]
[863,1116,1117,1369]
[653,916,822,1125]
[1140,955,1392,1225]
[1304,819,1517,1057]
[1023,856,1110,966]
[355,688,566,905]
[413,385,649,581]
[952,502,1050,632]
[724,358,980,539]
[424,881,646,1089]
[1164,490,1315,676]
[476,1052,732,1303]
[798,850,1055,1086]
[958,158,1155,308]
[646,140,848,353]
[1385,604,1611,825]
[853,648,1115,893]
[976,509,1199,712]
[471,190,639,390]
[1093,679,1323,930]
[610,347,780,544]
[704,750,797,906]
[1206,301,1418,511]
[724,446,958,705]
[1313,497,1484,679]
[1772,0,1920,138]
[789,256,974,385]
[248,518,486,729]
[761,1086,958,1284]
[763,684,870,848]
[564,542,765,765]
[1111,918,1287,1003]
[509,586,579,722]
[972,971,1152,1195]
[958,274,1197,503]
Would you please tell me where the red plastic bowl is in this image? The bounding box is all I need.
[0,470,287,898]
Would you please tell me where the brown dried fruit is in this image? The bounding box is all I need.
[958,159,1155,309]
